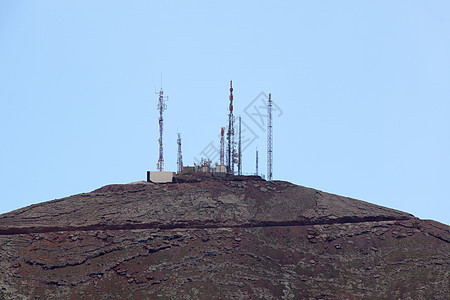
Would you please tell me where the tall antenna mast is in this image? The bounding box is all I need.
[177,133,183,174]
[156,75,168,172]
[267,93,273,181]
[220,127,225,165]
[226,80,234,174]
[238,116,242,175]
[255,148,259,176]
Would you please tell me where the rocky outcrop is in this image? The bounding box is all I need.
[0,176,448,299]
[0,178,412,234]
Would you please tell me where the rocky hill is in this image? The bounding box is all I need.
[0,176,448,299]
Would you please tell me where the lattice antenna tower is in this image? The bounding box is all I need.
[156,75,168,172]
[267,93,273,181]
[220,127,225,165]
[226,80,234,174]
[238,116,242,175]
[255,148,259,176]
[177,133,183,174]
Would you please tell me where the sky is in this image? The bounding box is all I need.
[0,1,449,225]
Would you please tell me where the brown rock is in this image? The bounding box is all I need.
[0,176,448,299]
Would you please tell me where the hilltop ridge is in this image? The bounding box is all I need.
[0,176,448,299]
[0,176,415,234]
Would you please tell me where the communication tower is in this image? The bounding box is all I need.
[226,81,235,174]
[267,93,273,181]
[255,148,259,176]
[238,116,242,175]
[156,78,168,172]
[220,127,225,165]
[177,133,183,174]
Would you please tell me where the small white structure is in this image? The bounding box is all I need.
[147,171,174,183]
[211,164,227,177]
[214,164,227,173]
[194,158,211,173]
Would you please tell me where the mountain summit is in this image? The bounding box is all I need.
[0,176,448,299]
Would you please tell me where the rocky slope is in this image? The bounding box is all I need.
[0,176,448,299]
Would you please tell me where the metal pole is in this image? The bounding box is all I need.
[267,93,273,181]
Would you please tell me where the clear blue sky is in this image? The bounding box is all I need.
[0,1,449,225]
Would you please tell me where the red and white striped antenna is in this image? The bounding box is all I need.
[220,127,225,165]
[156,74,168,171]
[226,80,234,174]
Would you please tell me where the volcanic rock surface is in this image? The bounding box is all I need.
[0,176,448,299]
